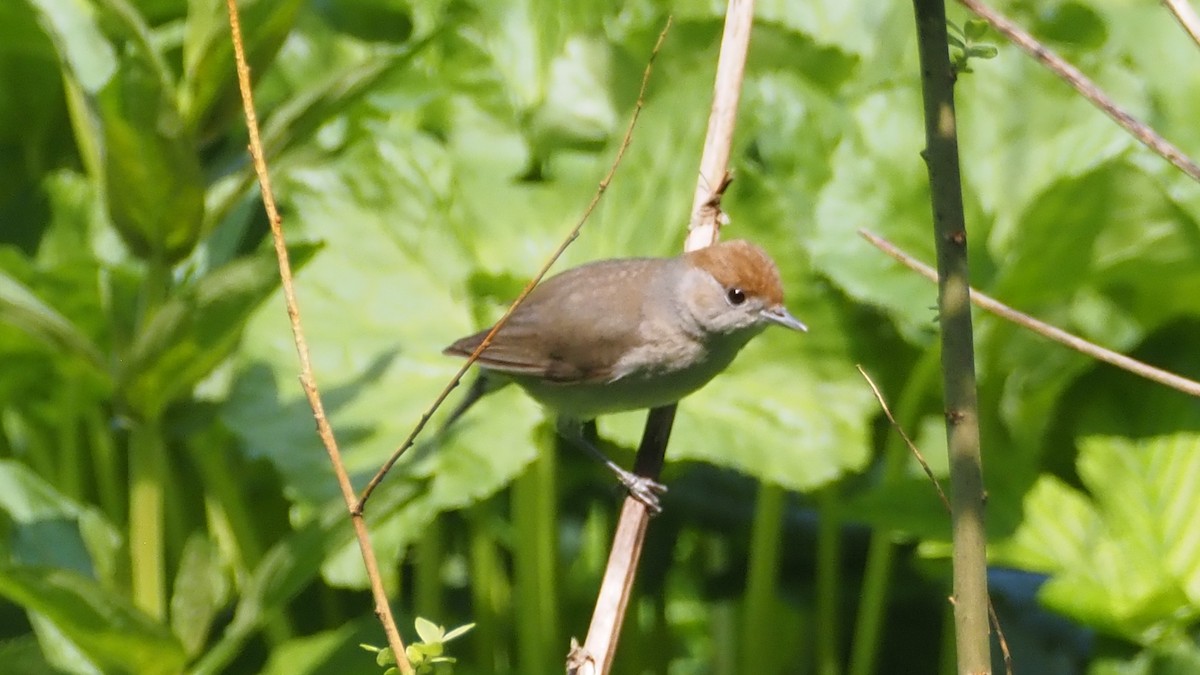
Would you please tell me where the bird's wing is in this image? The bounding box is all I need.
[444,258,660,384]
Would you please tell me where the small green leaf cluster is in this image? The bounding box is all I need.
[361,619,474,675]
[947,19,999,74]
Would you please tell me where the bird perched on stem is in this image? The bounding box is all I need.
[444,239,806,512]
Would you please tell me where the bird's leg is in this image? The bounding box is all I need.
[557,418,667,514]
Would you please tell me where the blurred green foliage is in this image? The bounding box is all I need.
[1,0,1199,673]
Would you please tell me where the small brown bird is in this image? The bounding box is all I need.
[444,240,806,510]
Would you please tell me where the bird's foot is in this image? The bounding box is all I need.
[615,469,668,515]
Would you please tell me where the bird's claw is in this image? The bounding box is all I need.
[618,473,668,515]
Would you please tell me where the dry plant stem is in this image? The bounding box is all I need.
[860,230,1200,398]
[988,601,1013,675]
[1164,0,1200,47]
[573,2,755,673]
[912,0,992,672]
[684,0,756,250]
[569,405,676,675]
[354,19,673,512]
[223,2,412,672]
[856,366,1013,675]
[960,0,1200,184]
[856,366,950,512]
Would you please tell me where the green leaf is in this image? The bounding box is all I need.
[964,19,988,41]
[314,0,414,44]
[260,622,377,674]
[414,617,444,644]
[0,460,120,575]
[94,52,206,263]
[0,266,105,371]
[1090,642,1200,675]
[180,0,304,137]
[441,623,474,642]
[120,242,321,417]
[0,566,186,674]
[1032,1,1108,50]
[23,0,117,93]
[169,535,231,657]
[993,435,1200,644]
[39,0,206,264]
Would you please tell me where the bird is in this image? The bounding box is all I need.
[442,239,807,512]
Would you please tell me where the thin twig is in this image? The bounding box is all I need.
[354,18,674,513]
[988,599,1014,675]
[224,2,412,672]
[856,366,950,512]
[1164,0,1200,49]
[960,0,1200,184]
[856,365,1013,675]
[572,2,754,674]
[860,229,1200,398]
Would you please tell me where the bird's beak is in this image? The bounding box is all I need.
[762,306,808,332]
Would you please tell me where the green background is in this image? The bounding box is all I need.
[1,0,1199,673]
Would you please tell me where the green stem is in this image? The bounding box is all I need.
[57,373,84,500]
[87,407,124,525]
[816,485,842,675]
[468,501,505,675]
[912,1,991,671]
[741,481,786,675]
[712,598,739,675]
[415,517,444,620]
[186,432,293,648]
[129,417,167,620]
[511,431,559,674]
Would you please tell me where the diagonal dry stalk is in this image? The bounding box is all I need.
[223,1,413,672]
[860,230,1200,398]
[567,1,757,673]
[960,0,1200,184]
[1164,0,1200,48]
[911,0,992,671]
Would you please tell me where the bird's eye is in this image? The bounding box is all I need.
[726,288,746,305]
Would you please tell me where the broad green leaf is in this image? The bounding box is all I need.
[259,49,426,158]
[993,435,1200,645]
[120,242,320,417]
[0,460,123,595]
[0,566,187,674]
[223,125,538,507]
[809,85,938,341]
[1089,642,1200,675]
